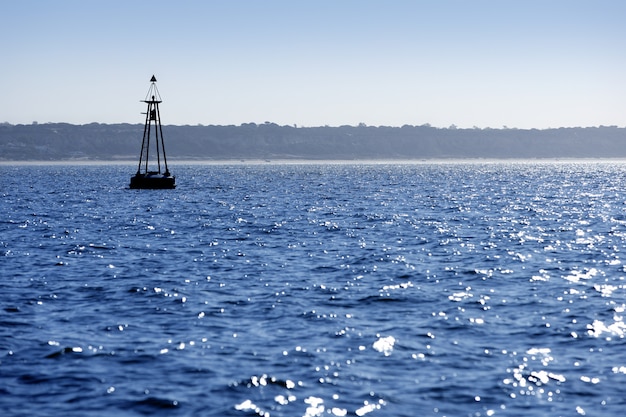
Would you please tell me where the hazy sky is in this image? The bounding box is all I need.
[2,0,625,128]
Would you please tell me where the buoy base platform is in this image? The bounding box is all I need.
[129,172,176,189]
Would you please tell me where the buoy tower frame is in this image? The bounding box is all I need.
[130,75,175,189]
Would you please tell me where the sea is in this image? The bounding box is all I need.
[2,161,626,417]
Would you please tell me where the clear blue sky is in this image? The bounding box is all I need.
[2,0,625,128]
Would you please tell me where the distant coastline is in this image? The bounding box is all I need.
[1,122,625,161]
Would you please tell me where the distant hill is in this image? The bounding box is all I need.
[1,122,625,161]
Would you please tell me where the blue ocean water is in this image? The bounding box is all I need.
[2,161,626,417]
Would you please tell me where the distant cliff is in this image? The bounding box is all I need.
[1,122,625,160]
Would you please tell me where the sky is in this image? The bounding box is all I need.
[2,0,626,129]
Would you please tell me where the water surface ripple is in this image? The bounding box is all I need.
[2,162,626,416]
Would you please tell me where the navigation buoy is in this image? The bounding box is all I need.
[129,75,176,189]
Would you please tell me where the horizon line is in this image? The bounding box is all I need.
[2,121,625,130]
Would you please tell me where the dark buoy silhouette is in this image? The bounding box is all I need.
[129,75,176,189]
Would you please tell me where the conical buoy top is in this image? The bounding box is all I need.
[150,75,157,82]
